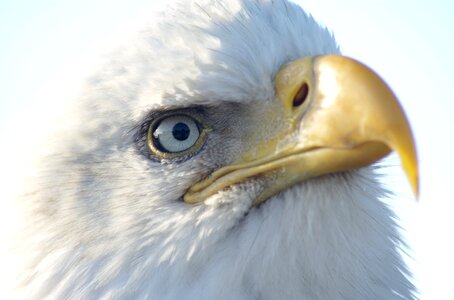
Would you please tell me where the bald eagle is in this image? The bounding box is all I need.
[4,0,418,299]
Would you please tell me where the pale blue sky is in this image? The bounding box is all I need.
[1,0,453,298]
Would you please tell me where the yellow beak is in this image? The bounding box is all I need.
[184,55,418,204]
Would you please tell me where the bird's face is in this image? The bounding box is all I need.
[21,0,417,297]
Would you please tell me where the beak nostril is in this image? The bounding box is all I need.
[293,82,309,107]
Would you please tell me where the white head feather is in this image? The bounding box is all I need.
[3,0,415,299]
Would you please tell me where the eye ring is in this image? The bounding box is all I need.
[147,111,208,160]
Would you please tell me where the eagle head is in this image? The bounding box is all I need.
[6,0,417,299]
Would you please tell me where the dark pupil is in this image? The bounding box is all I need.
[172,122,190,141]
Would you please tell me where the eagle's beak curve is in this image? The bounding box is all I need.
[184,55,418,205]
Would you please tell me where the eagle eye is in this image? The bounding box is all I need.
[147,113,207,159]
